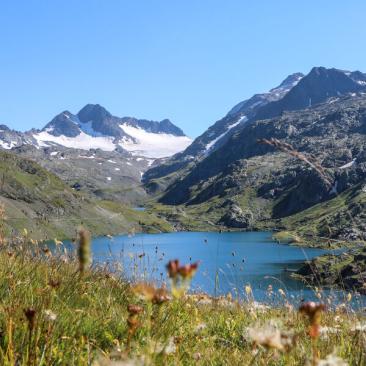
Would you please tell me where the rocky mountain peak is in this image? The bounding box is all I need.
[120,117,185,136]
[42,111,81,137]
[270,72,304,93]
[77,104,112,124]
[255,67,366,120]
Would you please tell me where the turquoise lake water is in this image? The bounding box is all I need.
[58,231,364,306]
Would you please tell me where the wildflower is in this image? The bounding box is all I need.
[178,262,198,279]
[195,297,213,307]
[278,288,286,297]
[284,302,294,313]
[48,279,61,289]
[350,322,366,332]
[166,259,180,278]
[44,309,57,322]
[346,293,352,302]
[155,337,176,355]
[267,284,273,296]
[54,238,63,245]
[166,259,199,298]
[319,326,342,340]
[247,323,295,351]
[132,283,170,304]
[193,352,202,361]
[127,304,143,315]
[42,247,52,257]
[245,284,253,302]
[132,283,156,301]
[317,352,348,366]
[24,308,36,331]
[126,304,143,348]
[299,301,325,339]
[245,284,252,295]
[194,322,207,333]
[152,287,171,305]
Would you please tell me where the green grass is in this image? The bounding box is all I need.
[0,239,365,365]
[0,150,174,240]
[272,231,302,244]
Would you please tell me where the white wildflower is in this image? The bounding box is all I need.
[247,323,289,351]
[317,352,348,366]
[44,309,57,322]
[155,337,176,355]
[350,322,366,332]
[194,322,207,333]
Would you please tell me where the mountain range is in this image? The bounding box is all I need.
[0,105,192,205]
[0,104,191,159]
[0,66,366,243]
[143,67,366,241]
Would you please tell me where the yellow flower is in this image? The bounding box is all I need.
[245,285,252,296]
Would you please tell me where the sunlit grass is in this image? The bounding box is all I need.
[0,233,364,366]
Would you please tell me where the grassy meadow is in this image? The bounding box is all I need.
[0,227,364,366]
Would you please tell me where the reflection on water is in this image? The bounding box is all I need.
[54,231,365,307]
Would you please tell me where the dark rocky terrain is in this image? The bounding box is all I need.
[144,67,366,242]
[295,247,366,294]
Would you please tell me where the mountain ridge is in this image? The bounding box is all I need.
[0,104,191,159]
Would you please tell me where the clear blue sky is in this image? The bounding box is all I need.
[1,1,365,137]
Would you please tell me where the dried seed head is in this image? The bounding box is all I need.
[152,287,171,305]
[48,279,61,289]
[132,283,156,301]
[127,304,143,315]
[24,308,36,330]
[44,309,57,322]
[299,301,325,323]
[178,262,198,279]
[166,259,180,278]
[299,301,326,339]
[78,228,91,274]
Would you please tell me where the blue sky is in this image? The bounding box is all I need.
[1,1,365,137]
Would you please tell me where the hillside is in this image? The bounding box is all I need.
[0,150,171,240]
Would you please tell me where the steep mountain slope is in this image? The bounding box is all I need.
[0,150,171,240]
[145,67,366,188]
[13,145,151,205]
[255,67,366,120]
[146,68,366,240]
[144,73,304,185]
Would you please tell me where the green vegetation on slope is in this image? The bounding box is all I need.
[0,151,172,240]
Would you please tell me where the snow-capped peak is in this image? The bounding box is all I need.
[30,105,192,158]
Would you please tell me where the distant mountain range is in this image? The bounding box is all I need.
[0,104,192,159]
[0,105,191,206]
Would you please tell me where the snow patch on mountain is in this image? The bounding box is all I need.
[205,115,248,152]
[339,159,356,169]
[33,131,116,151]
[79,121,106,137]
[118,124,192,158]
[0,140,17,149]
